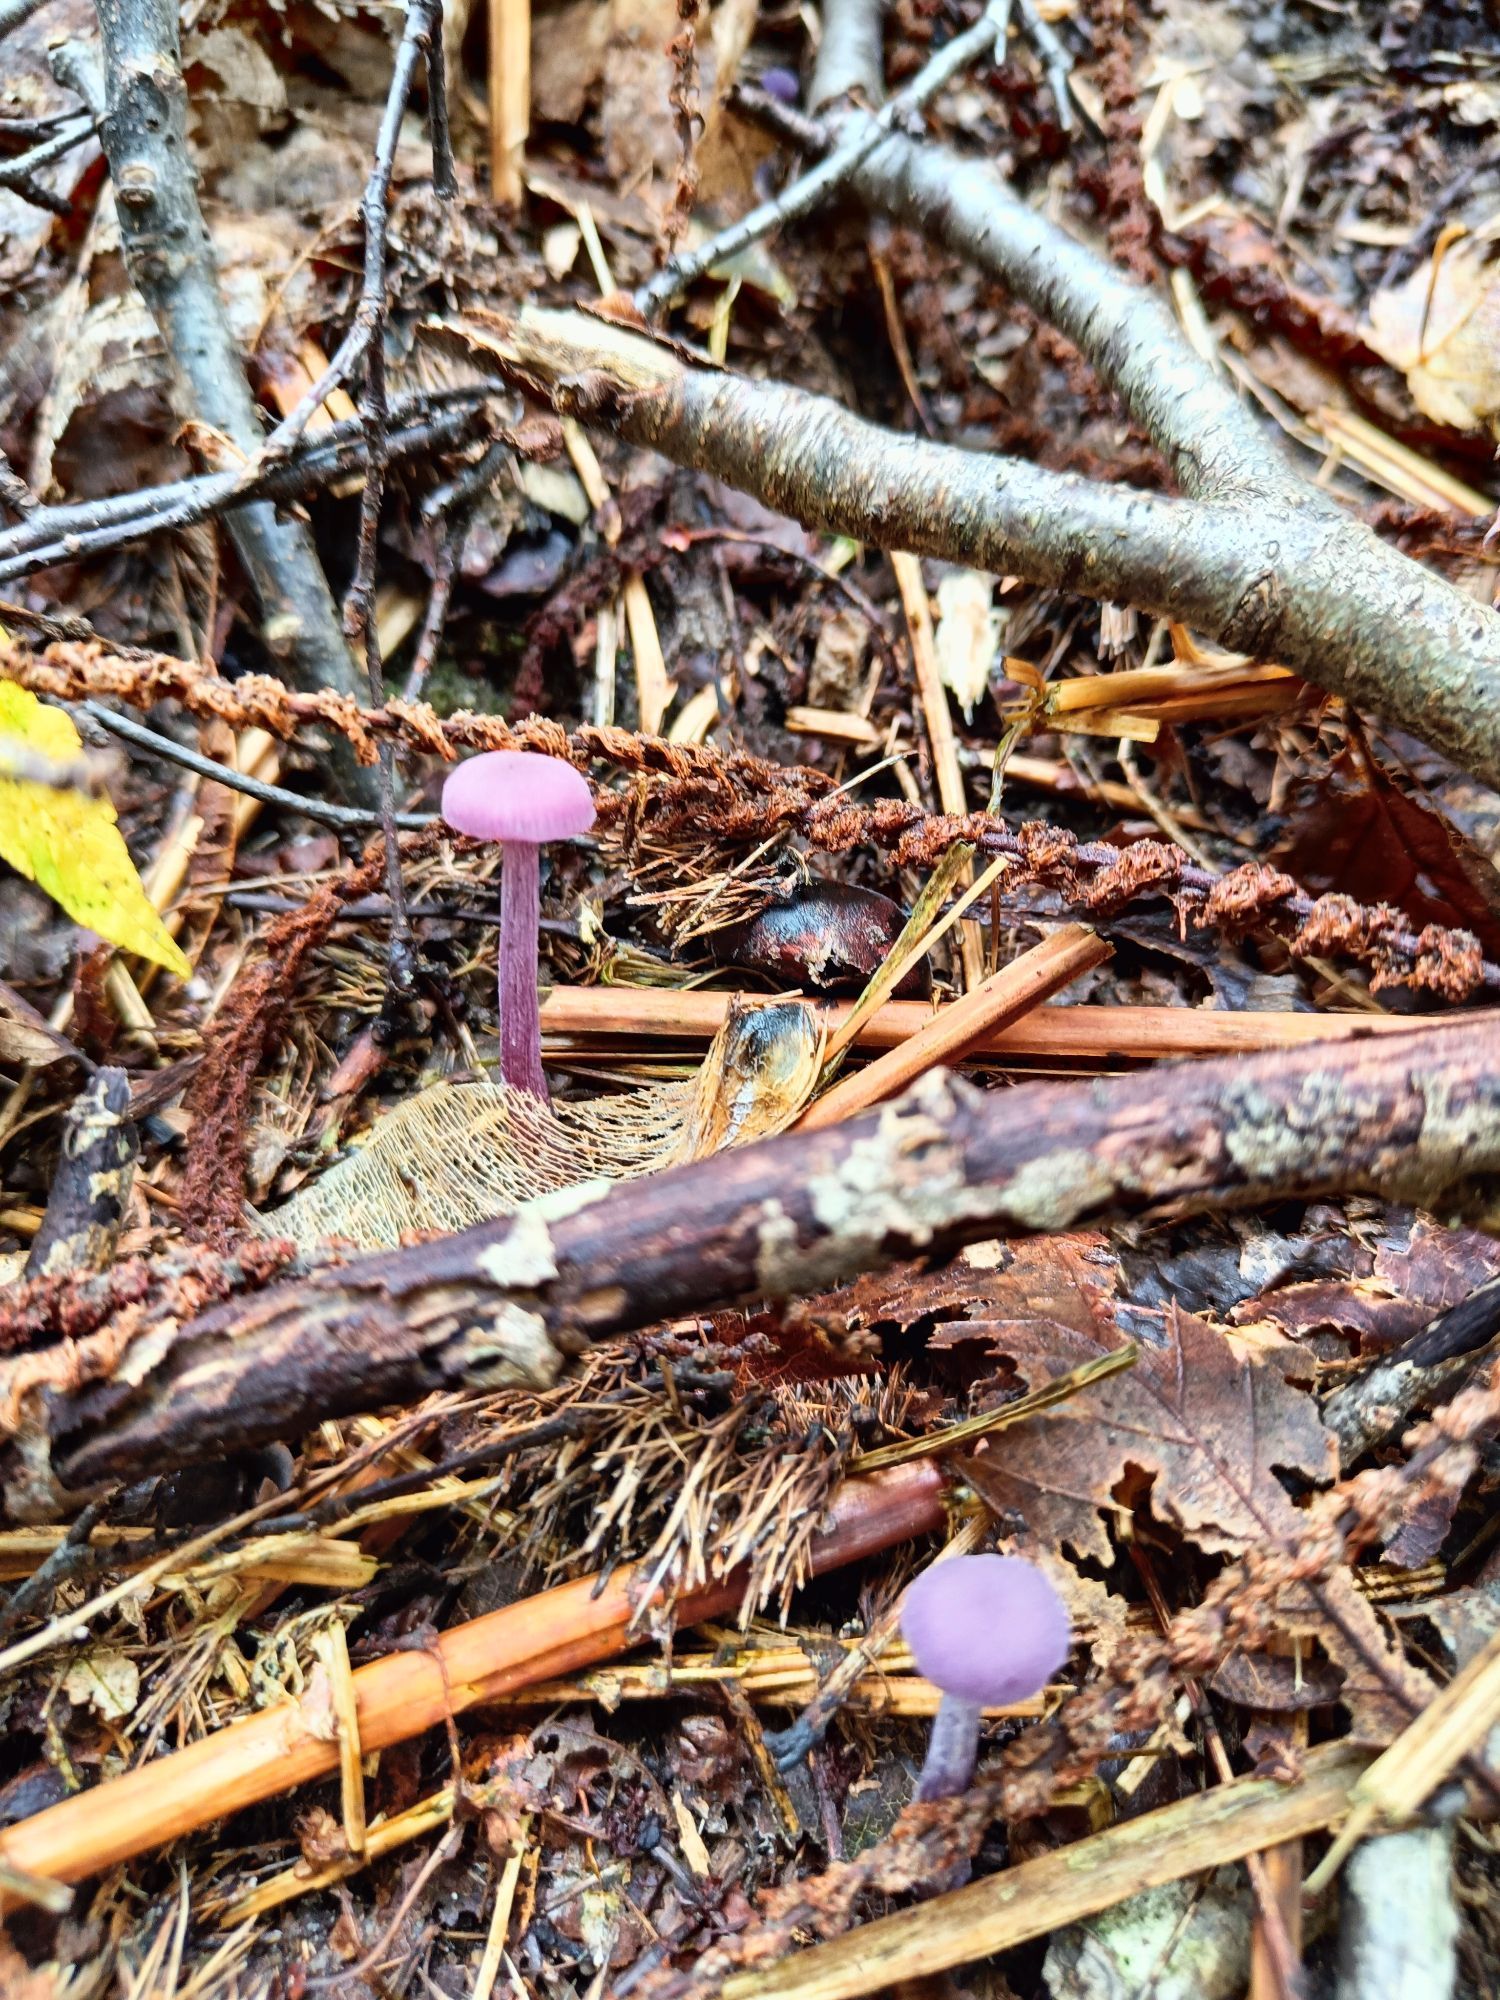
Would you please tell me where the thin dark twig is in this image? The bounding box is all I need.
[726,80,829,153]
[262,0,455,462]
[304,1826,463,1992]
[401,525,462,703]
[425,0,458,198]
[82,704,435,831]
[0,448,37,517]
[0,110,85,143]
[1014,0,1073,129]
[0,113,92,194]
[0,0,51,39]
[0,395,489,585]
[339,4,457,1010]
[0,1493,115,1645]
[638,0,1012,314]
[420,435,513,520]
[224,892,579,936]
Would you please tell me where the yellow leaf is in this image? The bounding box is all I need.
[0,682,191,978]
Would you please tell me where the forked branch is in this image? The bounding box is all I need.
[447,305,1500,790]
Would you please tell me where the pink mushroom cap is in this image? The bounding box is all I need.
[901,1554,1071,1707]
[441,750,596,844]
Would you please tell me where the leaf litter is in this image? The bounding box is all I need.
[2,0,1500,1991]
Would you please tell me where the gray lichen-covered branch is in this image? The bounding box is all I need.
[801,0,1290,502]
[629,0,1500,786]
[14,1019,1500,1510]
[93,0,376,800]
[446,305,1500,790]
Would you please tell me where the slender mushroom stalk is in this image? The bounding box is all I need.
[900,1553,1071,1801]
[441,750,596,1102]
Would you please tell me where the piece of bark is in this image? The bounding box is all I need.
[1323,1276,1500,1466]
[11,1020,1500,1510]
[22,1069,136,1281]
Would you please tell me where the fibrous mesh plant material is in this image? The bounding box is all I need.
[259,1079,691,1249]
[259,998,823,1250]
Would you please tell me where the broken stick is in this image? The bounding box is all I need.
[12,1019,1500,1507]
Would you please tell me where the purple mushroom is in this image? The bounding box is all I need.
[900,1554,1071,1801]
[441,750,596,1102]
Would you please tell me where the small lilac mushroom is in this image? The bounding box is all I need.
[900,1554,1071,1801]
[441,750,596,1102]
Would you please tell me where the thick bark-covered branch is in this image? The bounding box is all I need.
[845,133,1286,503]
[16,1020,1500,1508]
[93,0,376,800]
[449,306,1500,790]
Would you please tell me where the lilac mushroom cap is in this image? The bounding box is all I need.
[441,751,596,1101]
[901,1554,1070,1804]
[902,1554,1071,1708]
[441,750,596,847]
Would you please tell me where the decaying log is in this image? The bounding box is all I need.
[11,1021,1500,1513]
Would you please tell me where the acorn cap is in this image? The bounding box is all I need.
[900,1554,1071,1707]
[441,750,596,844]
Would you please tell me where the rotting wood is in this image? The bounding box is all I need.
[0,1459,946,1908]
[15,1020,1500,1505]
[22,1068,136,1280]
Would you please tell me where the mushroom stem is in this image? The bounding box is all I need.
[499,839,547,1100]
[915,1692,983,1801]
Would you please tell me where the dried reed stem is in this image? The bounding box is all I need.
[0,1461,944,1907]
[539,987,1472,1061]
[796,927,1109,1130]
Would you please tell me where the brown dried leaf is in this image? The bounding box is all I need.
[1233,1214,1500,1355]
[1271,732,1500,959]
[1209,1648,1343,1713]
[1366,239,1500,436]
[823,1232,1122,1345]
[956,1304,1336,1565]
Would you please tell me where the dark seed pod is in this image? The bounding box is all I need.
[713,880,930,995]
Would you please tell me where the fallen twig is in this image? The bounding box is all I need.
[639,0,1016,314]
[14,1020,1500,1501]
[0,396,489,585]
[83,705,432,831]
[1323,1276,1500,1466]
[21,1068,136,1280]
[339,0,457,1005]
